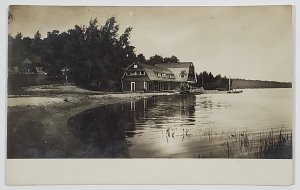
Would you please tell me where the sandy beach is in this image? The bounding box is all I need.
[8,84,174,107]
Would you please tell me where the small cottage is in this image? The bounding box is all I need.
[122,62,197,92]
[17,57,46,75]
[18,58,37,74]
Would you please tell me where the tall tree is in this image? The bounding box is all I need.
[137,54,146,63]
[34,30,42,39]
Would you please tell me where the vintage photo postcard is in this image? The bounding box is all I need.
[5,5,294,185]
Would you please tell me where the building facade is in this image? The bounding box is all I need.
[122,62,197,92]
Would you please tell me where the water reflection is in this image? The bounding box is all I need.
[68,89,292,158]
[68,95,196,157]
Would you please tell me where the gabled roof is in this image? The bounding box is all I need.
[154,62,193,82]
[29,54,42,64]
[22,58,32,64]
[154,62,193,68]
[139,63,173,74]
[139,63,175,81]
[123,62,195,82]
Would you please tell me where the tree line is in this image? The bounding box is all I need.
[231,79,291,89]
[193,71,230,90]
[8,17,180,91]
[192,72,291,90]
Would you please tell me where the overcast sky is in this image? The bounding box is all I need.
[9,6,293,82]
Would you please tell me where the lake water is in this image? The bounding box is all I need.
[68,88,293,158]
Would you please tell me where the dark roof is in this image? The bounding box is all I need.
[28,54,42,64]
[21,54,42,66]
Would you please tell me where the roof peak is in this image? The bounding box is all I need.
[22,58,32,64]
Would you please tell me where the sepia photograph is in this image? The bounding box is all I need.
[7,5,293,160]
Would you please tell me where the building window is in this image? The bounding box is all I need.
[140,71,145,75]
[180,71,187,78]
[133,64,137,69]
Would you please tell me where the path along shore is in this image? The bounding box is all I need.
[7,84,227,107]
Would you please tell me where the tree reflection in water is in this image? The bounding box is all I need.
[68,95,196,157]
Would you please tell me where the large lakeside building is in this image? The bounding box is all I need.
[121,62,197,92]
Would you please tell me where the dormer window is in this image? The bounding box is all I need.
[180,70,187,78]
[133,64,137,69]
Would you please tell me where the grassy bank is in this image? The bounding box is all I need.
[158,125,292,159]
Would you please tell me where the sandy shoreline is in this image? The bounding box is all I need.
[8,84,175,108]
[7,84,228,107]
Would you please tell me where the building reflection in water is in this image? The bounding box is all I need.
[68,95,196,157]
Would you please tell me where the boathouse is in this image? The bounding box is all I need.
[121,62,197,92]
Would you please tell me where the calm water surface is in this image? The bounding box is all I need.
[68,88,292,158]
